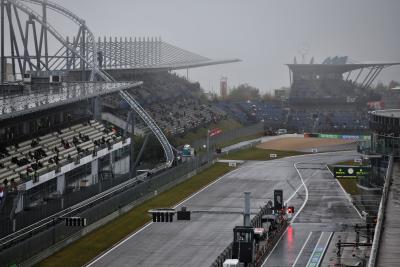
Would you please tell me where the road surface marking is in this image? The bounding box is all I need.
[306,232,324,267]
[306,232,333,267]
[291,231,313,267]
[290,162,309,222]
[261,226,290,266]
[85,166,243,266]
[325,164,363,219]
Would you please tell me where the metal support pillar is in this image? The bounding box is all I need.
[80,25,86,81]
[91,159,98,185]
[56,174,66,194]
[129,112,135,177]
[1,0,5,84]
[42,0,49,70]
[93,96,102,121]
[244,192,251,226]
[133,133,149,170]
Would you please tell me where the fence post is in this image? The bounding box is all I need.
[12,218,16,232]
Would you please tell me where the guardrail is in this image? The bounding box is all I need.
[0,154,210,266]
[0,173,146,250]
[367,156,393,267]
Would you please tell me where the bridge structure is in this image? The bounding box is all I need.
[0,0,240,167]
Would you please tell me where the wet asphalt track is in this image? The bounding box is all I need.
[87,151,363,267]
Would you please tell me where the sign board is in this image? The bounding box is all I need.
[269,154,277,158]
[319,133,370,141]
[333,165,370,178]
[229,162,237,167]
[254,228,264,235]
[209,128,222,137]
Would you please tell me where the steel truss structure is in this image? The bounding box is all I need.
[287,61,400,90]
[0,0,106,81]
[88,37,212,70]
[0,0,239,81]
[0,0,174,166]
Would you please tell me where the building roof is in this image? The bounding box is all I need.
[83,38,241,72]
[371,109,400,119]
[287,62,400,74]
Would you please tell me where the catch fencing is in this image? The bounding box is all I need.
[0,153,211,267]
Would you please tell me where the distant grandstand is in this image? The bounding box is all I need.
[284,56,400,133]
[0,1,242,265]
[215,56,400,134]
[287,56,400,104]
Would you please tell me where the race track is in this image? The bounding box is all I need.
[87,151,362,267]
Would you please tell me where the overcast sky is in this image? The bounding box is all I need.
[54,0,400,94]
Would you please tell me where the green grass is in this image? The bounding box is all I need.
[35,163,233,267]
[221,147,306,161]
[337,178,360,195]
[329,160,364,196]
[174,118,242,146]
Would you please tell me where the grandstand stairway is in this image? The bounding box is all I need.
[118,90,174,166]
[100,70,174,167]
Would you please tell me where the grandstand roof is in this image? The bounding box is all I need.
[372,109,400,119]
[82,38,241,72]
[0,81,141,121]
[287,62,400,74]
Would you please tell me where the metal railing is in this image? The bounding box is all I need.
[0,154,211,266]
[368,156,393,267]
[118,90,174,166]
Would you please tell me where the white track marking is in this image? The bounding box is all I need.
[290,162,309,222]
[318,232,333,266]
[261,226,290,266]
[291,232,313,267]
[326,164,363,219]
[85,166,243,266]
[305,232,333,267]
[87,151,356,266]
[262,161,311,266]
[285,170,321,205]
[305,232,324,267]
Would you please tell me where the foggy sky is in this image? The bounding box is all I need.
[54,0,400,94]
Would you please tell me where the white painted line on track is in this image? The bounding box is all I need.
[325,164,363,219]
[305,232,324,267]
[262,161,311,266]
[87,150,357,266]
[85,166,243,267]
[291,231,313,267]
[261,226,290,266]
[290,162,309,222]
[318,232,333,267]
[305,232,334,267]
[285,170,321,205]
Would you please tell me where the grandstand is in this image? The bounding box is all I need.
[103,72,228,136]
[283,56,400,133]
[214,56,399,134]
[0,1,243,265]
[0,80,136,229]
